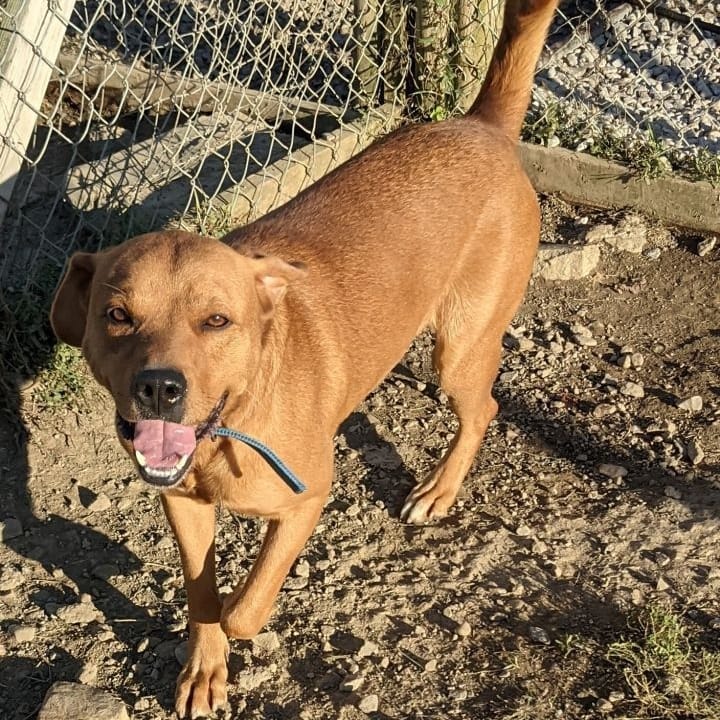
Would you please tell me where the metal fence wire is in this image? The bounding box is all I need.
[0,0,718,380]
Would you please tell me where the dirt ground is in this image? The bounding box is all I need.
[1,200,719,720]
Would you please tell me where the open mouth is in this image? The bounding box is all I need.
[115,395,227,488]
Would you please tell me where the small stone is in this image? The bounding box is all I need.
[586,215,647,254]
[11,625,35,643]
[697,237,716,256]
[174,640,189,667]
[654,551,671,568]
[78,661,98,685]
[136,638,150,653]
[656,577,670,592]
[665,486,682,500]
[677,395,702,412]
[598,464,628,479]
[686,439,705,465]
[534,243,601,281]
[620,382,644,398]
[283,576,309,590]
[0,567,25,592]
[515,524,533,537]
[596,698,614,712]
[593,403,617,418]
[643,247,662,260]
[357,640,378,658]
[252,631,280,655]
[358,694,379,714]
[38,682,129,720]
[56,602,101,625]
[456,621,472,638]
[573,334,597,347]
[340,674,364,692]
[424,658,438,672]
[528,626,551,645]
[0,517,22,541]
[294,559,310,577]
[630,353,645,368]
[86,493,112,513]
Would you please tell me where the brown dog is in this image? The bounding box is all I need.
[51,0,558,715]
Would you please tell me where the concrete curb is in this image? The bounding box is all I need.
[519,143,720,235]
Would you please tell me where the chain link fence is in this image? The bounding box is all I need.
[0,0,718,385]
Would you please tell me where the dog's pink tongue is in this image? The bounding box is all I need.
[133,420,196,468]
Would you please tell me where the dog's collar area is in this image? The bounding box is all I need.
[211,426,306,494]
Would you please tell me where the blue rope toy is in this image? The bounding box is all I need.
[212,426,306,494]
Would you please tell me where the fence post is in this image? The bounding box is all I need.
[0,0,76,227]
[354,0,382,106]
[454,0,503,113]
[413,0,503,118]
[415,0,453,118]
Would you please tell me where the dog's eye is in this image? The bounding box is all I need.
[204,314,230,329]
[107,307,131,324]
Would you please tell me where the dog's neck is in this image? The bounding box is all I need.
[223,302,292,432]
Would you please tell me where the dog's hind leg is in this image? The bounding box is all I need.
[401,290,510,525]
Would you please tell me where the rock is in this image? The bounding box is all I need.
[643,247,662,260]
[573,334,597,347]
[234,667,274,693]
[92,564,119,580]
[252,631,280,655]
[620,381,645,398]
[0,517,23,541]
[340,674,364,692]
[586,215,647,254]
[174,640,189,667]
[358,694,379,714]
[78,661,98,685]
[593,403,617,418]
[38,682,129,720]
[0,567,25,592]
[677,395,703,412]
[686,439,704,465]
[656,577,670,592]
[283,576,309,590]
[665,486,682,500]
[456,621,472,638]
[11,625,36,643]
[598,464,628,479]
[534,243,601,281]
[294,559,310,577]
[86,492,112,513]
[56,602,101,625]
[357,640,378,658]
[528,626,550,645]
[697,237,716,256]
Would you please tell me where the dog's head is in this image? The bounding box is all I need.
[50,230,305,488]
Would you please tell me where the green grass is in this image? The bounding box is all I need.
[523,100,717,184]
[608,606,720,719]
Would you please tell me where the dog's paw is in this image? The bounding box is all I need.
[400,477,453,524]
[175,626,229,718]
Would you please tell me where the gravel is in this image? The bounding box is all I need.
[535,1,720,156]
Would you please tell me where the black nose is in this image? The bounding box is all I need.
[132,368,187,422]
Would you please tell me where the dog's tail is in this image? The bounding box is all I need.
[467,0,558,139]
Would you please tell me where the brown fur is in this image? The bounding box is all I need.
[50,1,559,715]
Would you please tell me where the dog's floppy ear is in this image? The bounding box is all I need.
[50,252,96,347]
[251,255,307,317]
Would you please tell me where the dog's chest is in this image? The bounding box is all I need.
[198,443,298,517]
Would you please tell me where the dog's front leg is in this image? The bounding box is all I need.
[161,492,228,719]
[220,498,324,639]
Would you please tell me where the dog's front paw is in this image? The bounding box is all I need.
[400,476,454,524]
[175,624,229,718]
